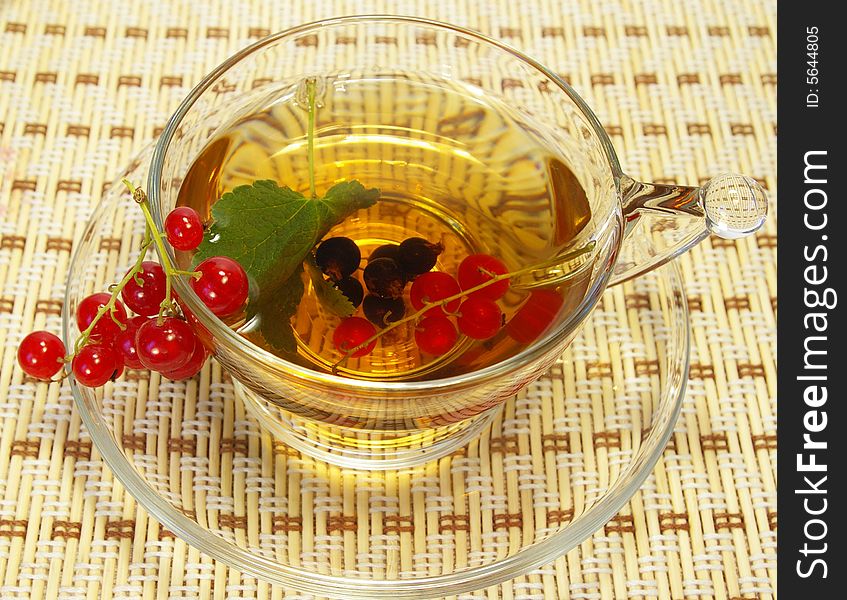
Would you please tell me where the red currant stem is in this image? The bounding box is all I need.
[173,269,202,279]
[108,309,125,329]
[332,241,597,368]
[138,196,177,320]
[51,368,71,383]
[306,77,317,199]
[68,180,205,363]
[121,180,200,323]
[73,233,152,356]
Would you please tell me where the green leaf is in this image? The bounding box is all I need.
[305,257,355,318]
[245,267,305,354]
[195,179,379,292]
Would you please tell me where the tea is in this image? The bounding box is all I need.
[177,76,595,380]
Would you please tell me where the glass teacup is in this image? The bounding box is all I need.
[148,16,767,468]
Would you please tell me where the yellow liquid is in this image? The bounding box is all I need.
[177,77,594,380]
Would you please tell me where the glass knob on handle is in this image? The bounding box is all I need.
[700,173,768,240]
[612,172,769,285]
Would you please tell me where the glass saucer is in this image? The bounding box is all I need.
[63,151,687,598]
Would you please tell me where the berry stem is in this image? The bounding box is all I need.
[73,228,152,355]
[306,77,317,199]
[332,241,597,370]
[122,180,201,323]
[72,181,202,359]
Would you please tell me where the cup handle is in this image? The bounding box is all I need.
[610,173,769,286]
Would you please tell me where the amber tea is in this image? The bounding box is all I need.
[177,76,596,381]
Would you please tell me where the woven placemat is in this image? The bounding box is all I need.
[0,1,776,599]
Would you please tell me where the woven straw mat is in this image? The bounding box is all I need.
[0,0,776,599]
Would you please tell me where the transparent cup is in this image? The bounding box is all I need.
[148,16,767,468]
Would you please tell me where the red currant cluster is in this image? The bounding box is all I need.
[320,234,513,360]
[410,254,509,355]
[17,197,249,388]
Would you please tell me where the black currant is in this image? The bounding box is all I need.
[363,295,406,328]
[397,237,443,275]
[368,243,400,263]
[334,276,364,308]
[315,237,361,281]
[363,257,406,298]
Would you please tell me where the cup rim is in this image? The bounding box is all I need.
[148,14,624,394]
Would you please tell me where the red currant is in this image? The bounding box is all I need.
[191,256,249,318]
[135,317,197,372]
[457,254,510,300]
[76,292,128,342]
[121,261,167,316]
[17,331,66,380]
[72,343,122,387]
[409,271,461,316]
[333,317,377,357]
[165,206,204,251]
[415,316,458,355]
[457,296,502,340]
[161,342,207,380]
[506,290,564,344]
[115,315,146,369]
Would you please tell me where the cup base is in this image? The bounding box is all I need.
[235,382,501,470]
